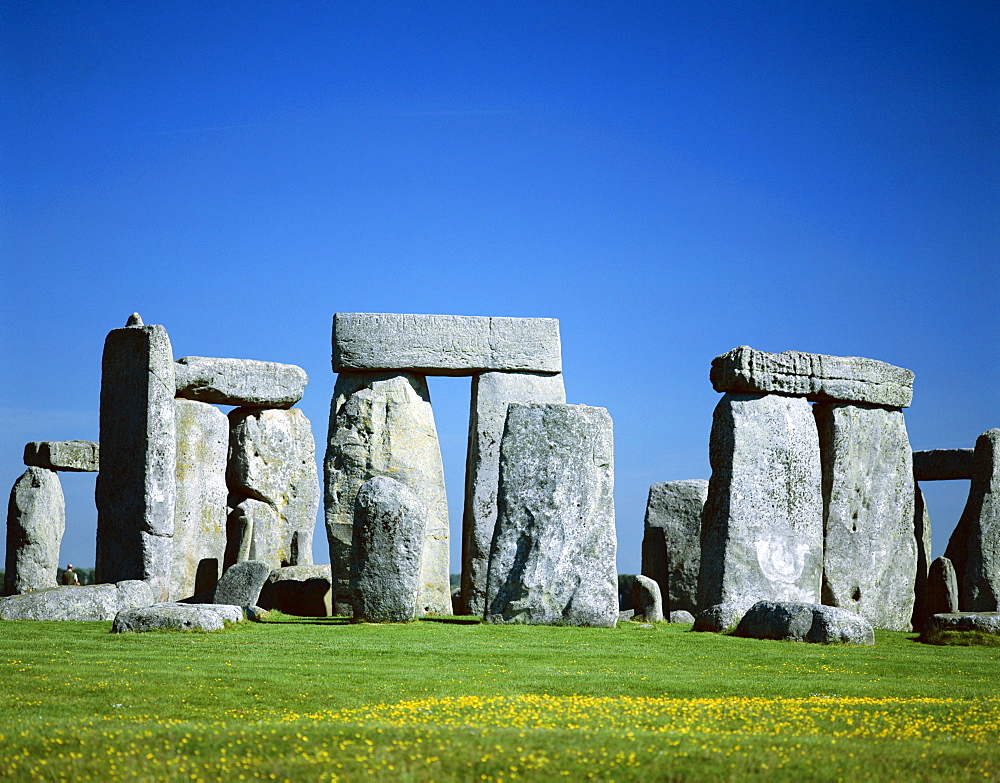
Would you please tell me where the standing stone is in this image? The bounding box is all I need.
[814,403,916,631]
[948,429,1000,611]
[641,479,708,616]
[911,484,934,630]
[461,371,565,615]
[5,468,65,595]
[485,403,617,627]
[171,400,229,600]
[631,575,663,622]
[926,556,960,616]
[227,408,319,568]
[351,476,427,622]
[699,394,823,609]
[213,560,271,606]
[325,372,452,616]
[24,441,99,472]
[95,315,176,597]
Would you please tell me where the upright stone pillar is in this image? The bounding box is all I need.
[641,479,707,616]
[171,400,229,600]
[461,371,565,615]
[911,484,934,630]
[814,403,916,631]
[699,393,824,608]
[325,372,452,616]
[95,314,176,597]
[5,467,66,595]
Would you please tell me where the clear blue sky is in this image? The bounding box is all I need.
[2,1,997,574]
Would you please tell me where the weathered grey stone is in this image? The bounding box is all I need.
[23,441,99,472]
[692,598,757,633]
[923,612,1000,635]
[174,356,308,408]
[911,484,934,630]
[734,601,875,645]
[711,346,914,407]
[0,580,154,621]
[324,372,451,616]
[461,371,565,616]
[213,560,270,606]
[699,394,824,608]
[642,479,707,616]
[814,403,916,631]
[227,407,318,568]
[112,602,246,633]
[258,565,333,617]
[618,609,635,622]
[913,449,975,481]
[170,400,228,600]
[669,610,696,623]
[926,557,960,615]
[631,575,663,622]
[485,404,617,627]
[5,468,65,595]
[333,313,562,375]
[351,476,427,622]
[95,316,176,596]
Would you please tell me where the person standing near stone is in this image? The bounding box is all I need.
[60,564,80,586]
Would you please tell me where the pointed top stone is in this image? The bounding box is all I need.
[126,313,144,327]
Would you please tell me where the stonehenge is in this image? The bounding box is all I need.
[641,479,706,617]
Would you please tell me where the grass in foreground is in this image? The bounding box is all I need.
[0,615,997,781]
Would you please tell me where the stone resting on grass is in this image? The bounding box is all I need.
[0,581,154,621]
[734,601,875,645]
[112,602,251,633]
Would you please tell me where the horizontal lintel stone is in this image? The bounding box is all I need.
[23,441,99,472]
[174,356,307,408]
[913,449,975,481]
[332,313,561,375]
[710,345,913,407]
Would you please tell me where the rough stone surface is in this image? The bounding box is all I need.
[0,580,154,621]
[631,575,663,622]
[911,484,934,630]
[926,557,960,615]
[461,371,566,615]
[258,565,333,617]
[5,468,65,595]
[228,407,318,568]
[913,449,975,481]
[947,429,1000,611]
[112,602,246,633]
[618,609,634,622]
[711,345,914,407]
[324,372,452,616]
[692,598,757,633]
[669,610,696,623]
[814,403,916,631]
[23,441,99,472]
[333,313,562,375]
[923,612,1000,635]
[95,317,176,596]
[642,479,707,616]
[484,403,617,627]
[351,476,427,622]
[734,601,875,645]
[171,400,228,600]
[213,560,270,606]
[174,356,307,408]
[699,394,824,608]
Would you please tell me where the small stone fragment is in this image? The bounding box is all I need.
[0,580,154,621]
[258,565,333,617]
[913,449,975,481]
[23,441,99,472]
[5,468,65,595]
[641,479,707,616]
[213,560,271,606]
[112,602,247,633]
[174,356,308,408]
[668,610,696,623]
[734,601,875,645]
[926,557,960,615]
[631,575,663,622]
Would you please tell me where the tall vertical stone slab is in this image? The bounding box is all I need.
[641,479,708,616]
[171,400,229,600]
[814,403,916,631]
[325,372,452,616]
[5,468,66,595]
[699,394,823,609]
[911,484,934,630]
[95,314,176,596]
[948,429,1000,611]
[485,403,617,627]
[227,408,319,569]
[460,371,566,615]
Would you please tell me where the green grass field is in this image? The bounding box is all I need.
[0,615,997,781]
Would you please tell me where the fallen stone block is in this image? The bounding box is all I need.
[174,356,307,408]
[258,565,333,617]
[618,609,635,622]
[5,467,65,595]
[668,610,696,623]
[923,612,1000,636]
[734,601,875,645]
[926,557,959,615]
[332,313,562,375]
[631,575,663,622]
[485,403,617,628]
[112,602,248,633]
[0,580,154,621]
[913,449,975,481]
[23,441,99,472]
[213,561,270,606]
[692,598,757,633]
[710,346,913,407]
[642,479,707,616]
